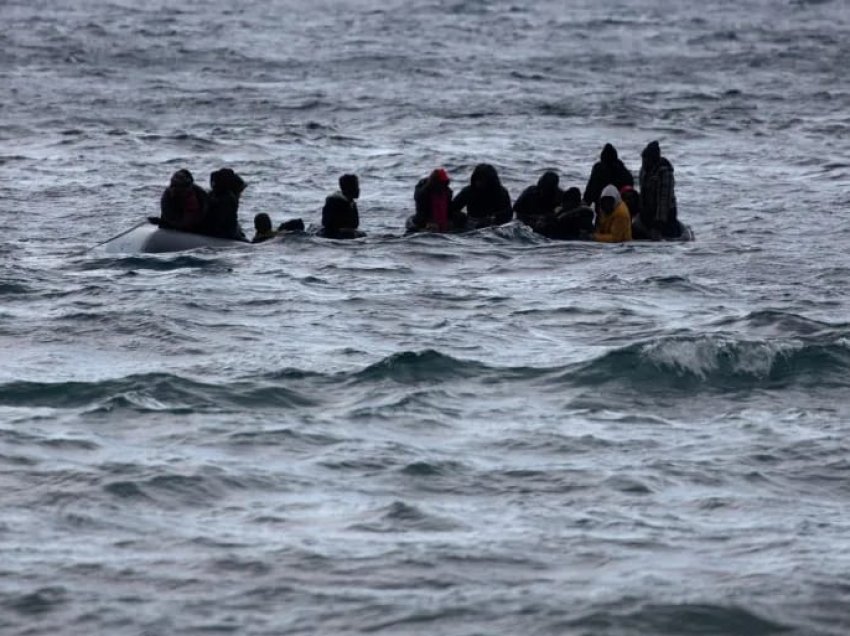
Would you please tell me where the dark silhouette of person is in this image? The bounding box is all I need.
[538,186,595,240]
[638,141,679,239]
[205,168,247,240]
[252,213,276,243]
[321,174,362,239]
[450,163,512,229]
[514,171,564,230]
[159,169,208,233]
[583,143,634,206]
[409,168,467,233]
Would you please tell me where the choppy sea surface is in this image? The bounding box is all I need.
[2,0,850,634]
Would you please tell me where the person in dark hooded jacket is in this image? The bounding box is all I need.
[159,169,208,233]
[637,141,679,238]
[536,187,595,240]
[204,168,248,240]
[321,174,362,239]
[251,213,276,243]
[513,171,563,230]
[408,168,467,233]
[583,143,634,206]
[449,164,512,229]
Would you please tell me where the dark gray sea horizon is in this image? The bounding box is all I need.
[2,0,850,634]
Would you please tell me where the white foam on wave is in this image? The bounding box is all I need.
[642,336,806,379]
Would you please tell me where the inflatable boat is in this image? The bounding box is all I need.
[96,218,693,253]
[403,218,695,242]
[638,221,695,242]
[670,223,695,242]
[100,223,249,254]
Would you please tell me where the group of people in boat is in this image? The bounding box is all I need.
[158,140,683,244]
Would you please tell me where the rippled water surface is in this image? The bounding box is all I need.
[2,0,850,634]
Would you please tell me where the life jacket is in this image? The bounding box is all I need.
[181,188,204,231]
[431,191,450,232]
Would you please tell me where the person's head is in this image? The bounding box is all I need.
[211,168,247,195]
[339,174,359,199]
[562,187,582,211]
[641,141,661,167]
[471,163,499,190]
[254,212,272,234]
[620,185,641,218]
[170,169,194,190]
[430,168,451,188]
[600,143,618,166]
[537,170,559,193]
[599,184,622,215]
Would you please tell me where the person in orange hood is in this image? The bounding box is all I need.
[594,184,632,243]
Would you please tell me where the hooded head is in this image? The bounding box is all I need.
[471,163,500,190]
[641,141,661,165]
[599,184,622,214]
[562,187,582,211]
[431,168,450,186]
[339,174,360,199]
[537,170,559,193]
[254,212,272,234]
[170,169,193,189]
[211,168,247,195]
[600,143,618,165]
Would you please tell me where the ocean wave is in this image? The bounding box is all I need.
[642,275,723,295]
[711,309,842,336]
[348,500,464,533]
[343,336,850,394]
[2,335,847,414]
[0,373,314,412]
[566,602,791,635]
[0,281,30,295]
[349,350,494,385]
[566,334,850,391]
[79,254,232,272]
[1,586,68,617]
[103,469,243,508]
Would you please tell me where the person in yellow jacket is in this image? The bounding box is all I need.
[593,184,632,243]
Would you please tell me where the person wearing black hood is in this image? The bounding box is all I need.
[159,168,208,233]
[321,174,362,239]
[513,170,563,231]
[204,168,248,241]
[583,143,634,206]
[537,187,595,240]
[449,163,512,229]
[251,213,276,243]
[637,141,679,239]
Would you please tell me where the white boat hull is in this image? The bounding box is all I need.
[102,225,246,254]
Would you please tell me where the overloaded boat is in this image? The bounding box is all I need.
[97,218,693,254]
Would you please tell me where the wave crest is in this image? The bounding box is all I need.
[571,334,850,390]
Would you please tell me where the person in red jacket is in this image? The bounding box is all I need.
[407,168,467,233]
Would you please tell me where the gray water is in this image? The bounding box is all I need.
[2,0,850,634]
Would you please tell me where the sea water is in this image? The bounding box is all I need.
[1,0,849,633]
